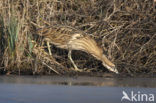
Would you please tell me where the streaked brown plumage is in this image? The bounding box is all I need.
[37,26,118,73]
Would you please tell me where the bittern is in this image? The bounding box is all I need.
[37,26,118,74]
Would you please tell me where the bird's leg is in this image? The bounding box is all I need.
[47,41,52,55]
[68,50,82,72]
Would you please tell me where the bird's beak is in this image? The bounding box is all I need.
[113,67,119,74]
[102,62,119,74]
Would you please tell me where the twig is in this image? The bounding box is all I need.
[42,62,60,75]
[139,34,156,53]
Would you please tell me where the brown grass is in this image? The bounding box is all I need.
[0,0,156,75]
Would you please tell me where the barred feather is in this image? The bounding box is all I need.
[37,26,118,73]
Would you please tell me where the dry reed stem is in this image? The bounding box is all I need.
[0,0,155,75]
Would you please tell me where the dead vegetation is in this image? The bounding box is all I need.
[0,0,156,75]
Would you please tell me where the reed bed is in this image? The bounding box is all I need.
[0,0,156,75]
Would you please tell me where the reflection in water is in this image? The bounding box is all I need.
[0,76,156,103]
[0,75,156,87]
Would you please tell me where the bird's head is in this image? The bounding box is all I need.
[101,55,119,74]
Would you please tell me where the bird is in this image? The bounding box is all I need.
[36,25,118,74]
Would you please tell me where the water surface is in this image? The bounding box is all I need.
[0,76,156,103]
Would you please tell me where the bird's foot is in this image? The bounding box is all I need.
[84,68,96,72]
[73,67,83,72]
[73,68,95,72]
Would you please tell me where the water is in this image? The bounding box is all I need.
[0,76,156,103]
